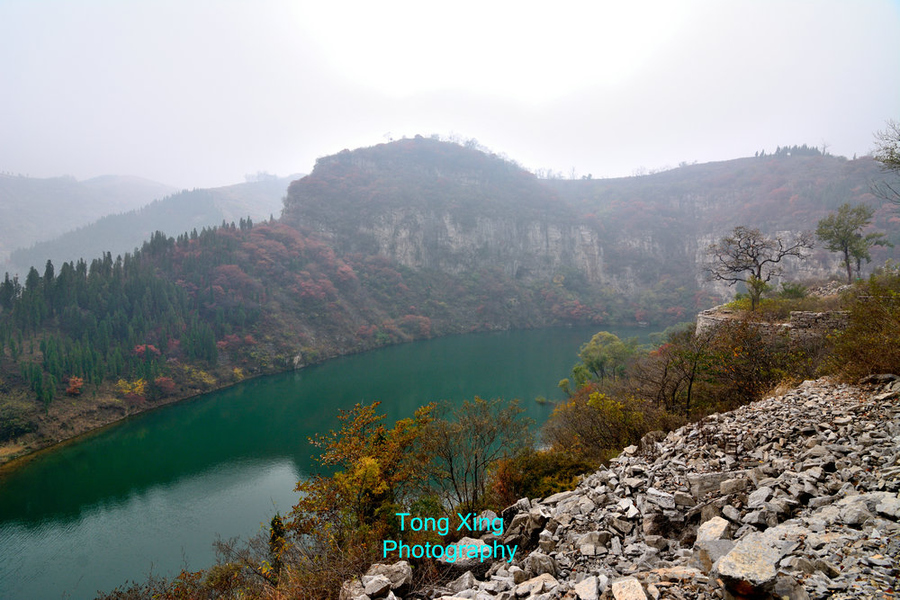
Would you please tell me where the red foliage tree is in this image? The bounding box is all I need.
[66,376,84,396]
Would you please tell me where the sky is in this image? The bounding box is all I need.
[1,0,899,189]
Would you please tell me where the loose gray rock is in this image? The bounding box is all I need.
[343,377,900,600]
[572,574,599,600]
[610,577,646,600]
[717,531,789,596]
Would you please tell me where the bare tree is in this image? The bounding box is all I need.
[423,397,533,513]
[872,119,900,205]
[706,226,814,310]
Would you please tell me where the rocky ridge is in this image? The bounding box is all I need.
[345,376,900,600]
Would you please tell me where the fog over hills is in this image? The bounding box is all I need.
[4,175,298,276]
[1,137,898,476]
[0,174,176,263]
[283,138,900,300]
[6,138,899,292]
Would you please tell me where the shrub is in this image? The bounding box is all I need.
[778,281,808,299]
[153,376,177,396]
[628,314,819,421]
[726,295,831,321]
[66,376,84,396]
[115,378,146,397]
[489,449,597,508]
[542,385,671,464]
[0,391,36,442]
[829,265,900,379]
[703,318,801,408]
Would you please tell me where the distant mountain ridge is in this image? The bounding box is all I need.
[0,174,176,262]
[5,175,299,275]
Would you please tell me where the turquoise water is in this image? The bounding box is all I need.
[0,325,650,599]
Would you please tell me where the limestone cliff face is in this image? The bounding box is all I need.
[281,137,639,291]
[346,208,606,283]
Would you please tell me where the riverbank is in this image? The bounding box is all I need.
[0,375,242,470]
[0,343,338,470]
[0,322,631,471]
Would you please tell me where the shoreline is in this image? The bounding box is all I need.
[0,324,526,471]
[0,371,265,474]
[0,320,651,473]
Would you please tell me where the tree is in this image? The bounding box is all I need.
[291,401,434,542]
[423,397,533,513]
[816,203,891,283]
[286,401,435,598]
[872,119,900,204]
[830,263,900,379]
[571,331,638,386]
[705,226,813,310]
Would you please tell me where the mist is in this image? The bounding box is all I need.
[1,0,897,189]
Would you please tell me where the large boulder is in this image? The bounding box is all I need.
[716,531,790,596]
[365,561,413,595]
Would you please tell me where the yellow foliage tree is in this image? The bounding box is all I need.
[290,401,434,546]
[115,378,146,397]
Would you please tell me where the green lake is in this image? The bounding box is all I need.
[0,325,652,599]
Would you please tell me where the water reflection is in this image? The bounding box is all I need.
[0,459,298,600]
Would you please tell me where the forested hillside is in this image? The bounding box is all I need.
[285,137,898,319]
[0,216,616,462]
[1,138,897,464]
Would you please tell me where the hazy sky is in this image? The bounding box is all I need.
[2,0,899,188]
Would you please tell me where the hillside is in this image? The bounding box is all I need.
[548,153,900,289]
[285,138,899,314]
[5,175,297,276]
[0,174,175,262]
[1,139,899,465]
[0,217,613,464]
[284,138,601,282]
[355,376,900,600]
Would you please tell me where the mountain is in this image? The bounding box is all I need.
[285,138,899,305]
[0,174,176,262]
[5,175,298,276]
[282,137,596,283]
[547,153,899,290]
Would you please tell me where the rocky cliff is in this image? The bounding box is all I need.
[346,376,900,600]
[282,139,898,309]
[281,137,618,287]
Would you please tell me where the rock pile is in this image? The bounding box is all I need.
[342,377,900,600]
[807,281,852,298]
